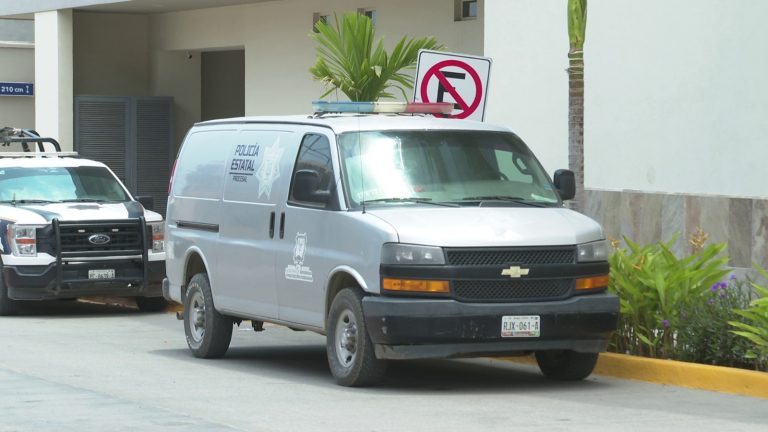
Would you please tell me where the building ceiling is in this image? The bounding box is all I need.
[78,0,277,14]
[0,0,278,18]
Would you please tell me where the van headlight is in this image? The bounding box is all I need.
[7,224,43,257]
[149,221,164,253]
[577,240,608,262]
[381,243,445,265]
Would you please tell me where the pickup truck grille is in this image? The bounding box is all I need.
[57,220,144,257]
[445,247,576,266]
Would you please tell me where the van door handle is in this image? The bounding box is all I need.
[279,212,285,239]
[269,211,275,238]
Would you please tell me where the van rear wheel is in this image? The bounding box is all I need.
[326,288,387,387]
[535,350,599,381]
[183,273,233,358]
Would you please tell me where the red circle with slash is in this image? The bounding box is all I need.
[419,59,483,119]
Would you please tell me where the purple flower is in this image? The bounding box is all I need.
[719,282,728,290]
[730,274,737,280]
[661,319,670,328]
[719,290,726,298]
[707,298,715,305]
[710,284,719,293]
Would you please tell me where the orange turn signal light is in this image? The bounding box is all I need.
[382,278,450,293]
[576,275,610,290]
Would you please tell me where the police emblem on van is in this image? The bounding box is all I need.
[88,234,111,245]
[501,266,529,278]
[285,232,313,282]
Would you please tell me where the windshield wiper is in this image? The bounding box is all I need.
[0,199,61,205]
[458,196,546,207]
[60,198,110,203]
[361,197,458,207]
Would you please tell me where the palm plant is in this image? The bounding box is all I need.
[567,0,587,211]
[310,12,443,101]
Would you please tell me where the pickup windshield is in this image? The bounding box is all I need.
[337,130,560,208]
[0,166,130,203]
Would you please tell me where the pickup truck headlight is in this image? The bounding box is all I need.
[577,240,608,262]
[7,224,43,257]
[149,222,164,253]
[381,243,445,265]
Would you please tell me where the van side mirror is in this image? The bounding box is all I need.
[136,195,154,211]
[553,169,576,201]
[292,170,330,204]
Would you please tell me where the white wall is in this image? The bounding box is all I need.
[35,10,73,151]
[150,0,484,116]
[484,0,569,175]
[0,44,35,129]
[586,0,768,198]
[485,0,768,199]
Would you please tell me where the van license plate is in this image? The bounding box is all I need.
[501,315,540,338]
[88,269,115,280]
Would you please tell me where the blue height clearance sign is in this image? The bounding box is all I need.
[0,82,34,96]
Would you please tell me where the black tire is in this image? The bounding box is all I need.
[0,270,18,316]
[135,296,168,313]
[535,350,599,381]
[183,273,233,358]
[326,288,387,387]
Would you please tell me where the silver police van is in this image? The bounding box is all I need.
[164,101,618,386]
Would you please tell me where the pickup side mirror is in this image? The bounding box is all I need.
[136,195,155,211]
[292,170,330,204]
[553,169,576,201]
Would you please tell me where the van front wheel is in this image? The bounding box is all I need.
[326,288,387,387]
[535,350,598,381]
[183,273,233,358]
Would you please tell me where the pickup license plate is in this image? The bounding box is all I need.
[88,269,115,280]
[501,315,540,338]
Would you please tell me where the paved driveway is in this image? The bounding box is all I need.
[1,301,766,431]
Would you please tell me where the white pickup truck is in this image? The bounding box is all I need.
[0,128,166,315]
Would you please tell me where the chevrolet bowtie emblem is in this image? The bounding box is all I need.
[501,266,530,278]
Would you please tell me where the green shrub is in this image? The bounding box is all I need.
[608,236,729,358]
[730,265,768,371]
[675,276,756,368]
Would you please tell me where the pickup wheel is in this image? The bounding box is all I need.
[0,270,18,316]
[535,350,599,381]
[183,273,233,358]
[135,296,168,313]
[326,288,387,387]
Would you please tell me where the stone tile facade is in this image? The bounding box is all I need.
[583,189,768,272]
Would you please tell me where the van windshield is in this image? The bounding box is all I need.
[337,130,560,208]
[0,166,130,204]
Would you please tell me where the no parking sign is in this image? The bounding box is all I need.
[413,50,492,121]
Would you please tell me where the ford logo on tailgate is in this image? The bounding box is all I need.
[88,234,111,245]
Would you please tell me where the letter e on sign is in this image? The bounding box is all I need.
[413,50,492,121]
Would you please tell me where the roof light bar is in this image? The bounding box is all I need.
[312,101,453,115]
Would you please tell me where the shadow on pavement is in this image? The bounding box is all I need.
[152,343,609,394]
[6,298,140,318]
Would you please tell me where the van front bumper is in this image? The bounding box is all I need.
[362,293,619,360]
[3,260,165,300]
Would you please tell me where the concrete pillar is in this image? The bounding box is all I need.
[34,10,73,151]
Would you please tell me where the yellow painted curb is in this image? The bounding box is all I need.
[502,353,768,399]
